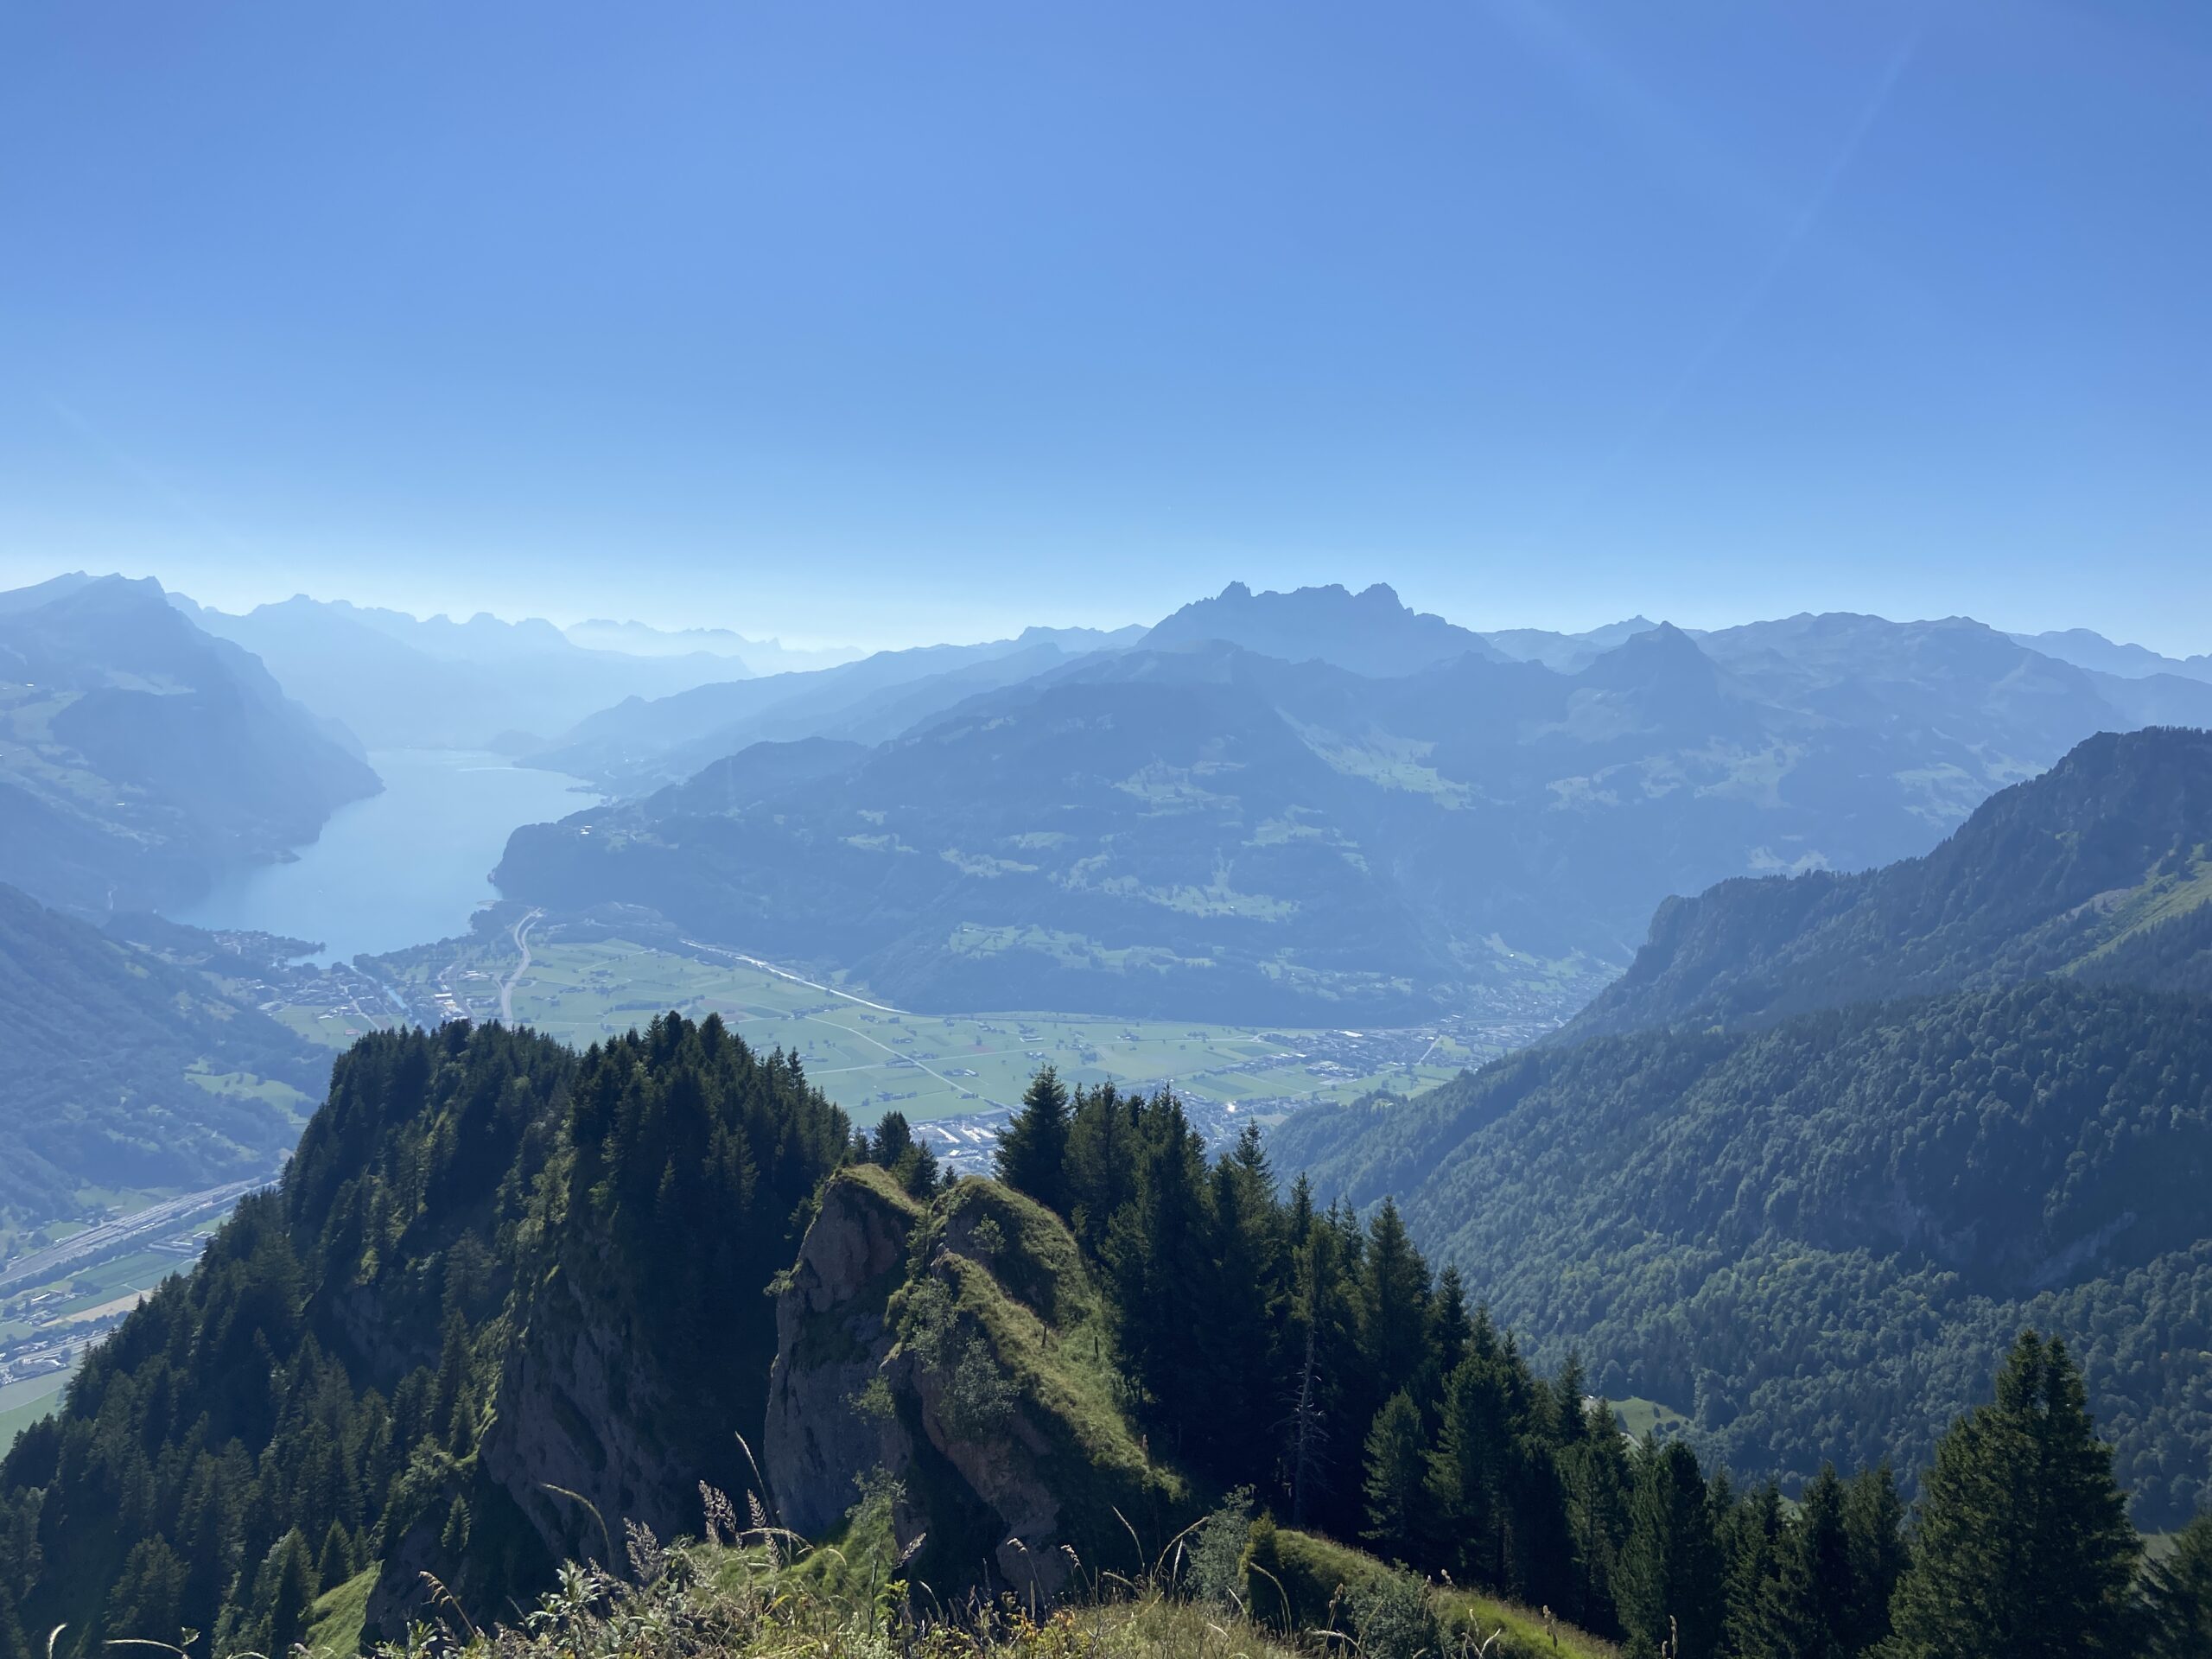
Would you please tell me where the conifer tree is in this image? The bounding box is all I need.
[1789,1467,1857,1659]
[2141,1511,2212,1659]
[995,1066,1071,1214]
[0,1585,26,1659]
[1363,1389,1428,1562]
[1193,1148,1281,1483]
[1560,1401,1635,1634]
[1839,1464,1905,1654]
[868,1109,938,1194]
[1103,1095,1212,1447]
[250,1527,321,1656]
[1888,1332,2139,1659]
[1285,1217,1351,1529]
[103,1535,188,1643]
[1064,1082,1137,1251]
[1423,1265,1472,1406]
[1427,1355,1510,1582]
[870,1109,915,1166]
[316,1519,355,1592]
[432,1303,471,1445]
[442,1494,474,1555]
[1619,1439,1725,1659]
[1357,1198,1432,1400]
[1719,1482,1785,1659]
[1738,1467,1855,1659]
[1552,1351,1589,1445]
[1507,1421,1575,1610]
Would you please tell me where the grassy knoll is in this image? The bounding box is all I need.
[1611,1395,1693,1441]
[305,1567,377,1656]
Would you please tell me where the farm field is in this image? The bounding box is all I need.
[357,931,1498,1126]
[0,1372,69,1452]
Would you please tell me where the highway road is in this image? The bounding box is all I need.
[498,908,541,1024]
[0,1178,265,1291]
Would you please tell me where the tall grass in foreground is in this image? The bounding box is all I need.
[303,1497,1603,1659]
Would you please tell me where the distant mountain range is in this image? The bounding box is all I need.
[562,617,865,673]
[497,585,2212,1022]
[526,623,1150,789]
[1272,726,2212,1526]
[2010,626,2212,684]
[1484,615,1661,671]
[0,575,380,913]
[5,567,2207,1028]
[168,591,763,751]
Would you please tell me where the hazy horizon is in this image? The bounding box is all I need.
[3,560,2206,662]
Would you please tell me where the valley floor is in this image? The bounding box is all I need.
[281,925,1533,1134]
[0,1185,240,1452]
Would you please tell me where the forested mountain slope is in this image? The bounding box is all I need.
[0,884,321,1243]
[1275,978,2212,1524]
[0,575,379,912]
[498,610,2210,1022]
[0,1015,849,1649]
[1570,725,2212,1038]
[1274,728,2212,1527]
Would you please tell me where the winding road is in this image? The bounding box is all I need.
[498,909,541,1024]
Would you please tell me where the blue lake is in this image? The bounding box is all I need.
[175,749,600,961]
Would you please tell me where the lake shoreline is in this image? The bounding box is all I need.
[173,748,604,963]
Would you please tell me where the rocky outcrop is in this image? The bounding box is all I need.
[763,1165,924,1535]
[763,1173,1189,1604]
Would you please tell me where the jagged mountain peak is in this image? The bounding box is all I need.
[1146,579,1503,677]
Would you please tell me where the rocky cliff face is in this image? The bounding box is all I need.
[365,1247,712,1638]
[365,1163,1190,1634]
[763,1170,1189,1604]
[764,1166,925,1537]
[480,1253,703,1558]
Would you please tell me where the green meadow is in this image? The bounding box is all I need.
[367,934,1487,1125]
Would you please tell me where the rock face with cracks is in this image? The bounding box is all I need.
[764,1169,1190,1603]
[765,1166,925,1538]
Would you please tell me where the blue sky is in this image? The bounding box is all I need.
[2,1,2208,652]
